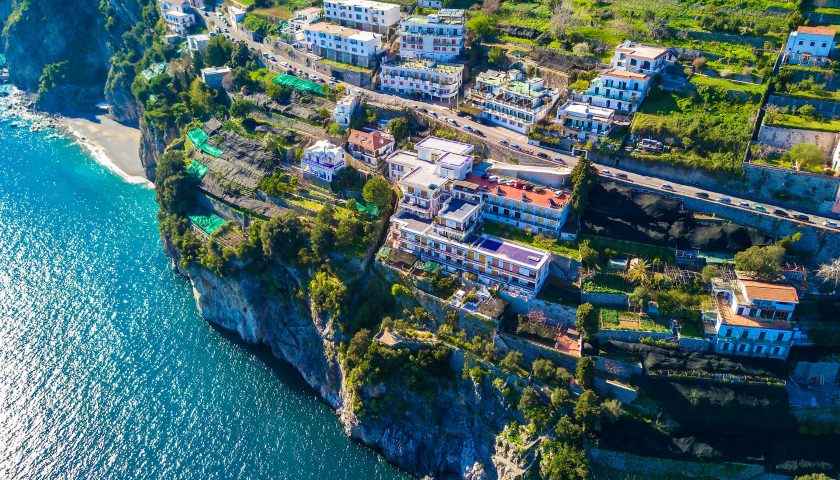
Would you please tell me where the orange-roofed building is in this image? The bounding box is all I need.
[710,274,802,359]
[785,26,836,66]
[347,129,395,168]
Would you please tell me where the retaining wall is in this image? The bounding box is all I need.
[498,333,579,372]
[581,291,628,306]
[769,94,840,119]
[270,42,374,88]
[607,154,840,216]
[594,377,638,403]
[757,125,839,160]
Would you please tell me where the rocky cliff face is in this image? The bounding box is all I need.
[166,239,344,406]
[1,0,146,120]
[163,236,518,479]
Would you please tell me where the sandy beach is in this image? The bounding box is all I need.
[60,113,147,183]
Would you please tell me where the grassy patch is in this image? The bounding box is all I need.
[764,113,840,133]
[579,234,675,263]
[319,58,372,73]
[583,273,632,294]
[480,220,580,260]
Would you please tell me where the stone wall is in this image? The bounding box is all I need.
[498,333,579,371]
[595,329,671,343]
[607,154,840,216]
[769,94,840,119]
[757,125,839,160]
[581,291,628,306]
[594,377,638,403]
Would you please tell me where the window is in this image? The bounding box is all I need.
[738,343,747,352]
[741,330,749,339]
[758,331,766,340]
[776,332,785,341]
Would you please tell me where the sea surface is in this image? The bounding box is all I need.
[0,85,407,479]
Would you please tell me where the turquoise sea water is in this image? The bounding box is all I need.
[0,95,406,479]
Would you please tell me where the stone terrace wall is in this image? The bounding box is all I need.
[757,125,839,160]
[769,94,840,119]
[605,155,840,216]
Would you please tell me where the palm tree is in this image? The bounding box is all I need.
[627,259,652,287]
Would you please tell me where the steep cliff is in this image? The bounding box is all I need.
[166,239,344,406]
[1,0,149,119]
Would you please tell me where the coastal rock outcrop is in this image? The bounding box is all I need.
[166,239,344,407]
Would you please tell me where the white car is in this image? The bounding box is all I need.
[823,221,839,228]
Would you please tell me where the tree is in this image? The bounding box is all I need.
[575,356,595,390]
[465,12,495,41]
[230,41,251,68]
[575,302,599,344]
[155,151,193,215]
[362,176,392,210]
[389,116,409,143]
[204,35,234,66]
[488,47,507,68]
[578,240,598,266]
[311,216,336,259]
[573,390,601,432]
[790,143,825,169]
[540,440,590,480]
[555,416,585,446]
[188,77,213,118]
[569,155,597,217]
[627,259,652,286]
[795,474,833,480]
[734,244,785,280]
[817,257,840,287]
[260,211,306,260]
[501,350,525,371]
[692,56,707,72]
[701,265,720,283]
[309,270,347,316]
[572,42,590,57]
[335,215,359,248]
[533,358,559,383]
[230,99,255,118]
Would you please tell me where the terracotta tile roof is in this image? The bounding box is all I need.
[348,129,393,151]
[602,69,650,80]
[741,280,799,303]
[716,297,794,330]
[464,174,570,209]
[797,26,836,36]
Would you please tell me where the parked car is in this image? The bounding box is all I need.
[512,144,522,150]
[753,204,766,212]
[601,169,612,176]
[615,173,627,179]
[823,220,839,228]
[718,197,731,204]
[661,183,674,190]
[431,112,438,118]
[774,209,789,217]
[793,214,810,222]
[695,192,709,199]
[499,140,509,146]
[474,130,485,137]
[450,120,459,127]
[537,152,548,159]
[738,201,750,208]
[465,125,473,132]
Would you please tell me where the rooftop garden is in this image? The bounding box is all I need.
[479,220,581,260]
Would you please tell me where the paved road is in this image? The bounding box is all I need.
[203,11,840,233]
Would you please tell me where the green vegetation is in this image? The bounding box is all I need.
[582,273,632,294]
[319,58,372,73]
[631,82,761,172]
[479,221,580,259]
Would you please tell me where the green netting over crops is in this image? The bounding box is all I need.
[186,160,209,179]
[189,214,226,235]
[354,201,380,217]
[271,74,324,96]
[187,128,223,157]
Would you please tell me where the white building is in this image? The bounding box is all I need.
[399,10,466,61]
[323,0,402,34]
[418,0,442,8]
[711,275,800,359]
[347,129,395,168]
[304,22,382,68]
[579,69,650,113]
[785,26,836,66]
[556,101,616,141]
[302,140,347,182]
[381,137,568,298]
[468,69,560,134]
[380,59,463,103]
[228,5,247,25]
[187,33,211,52]
[611,40,673,76]
[334,90,361,127]
[200,66,231,89]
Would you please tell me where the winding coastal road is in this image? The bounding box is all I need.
[203,11,840,233]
